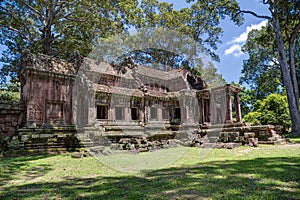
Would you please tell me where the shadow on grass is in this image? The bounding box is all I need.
[286,134,300,144]
[0,156,300,199]
[0,155,55,187]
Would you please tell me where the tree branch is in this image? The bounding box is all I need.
[290,22,300,44]
[236,10,271,20]
[0,24,30,41]
[0,6,34,42]
[17,0,45,21]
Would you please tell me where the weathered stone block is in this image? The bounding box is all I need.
[71,152,82,158]
[110,143,120,150]
[90,146,105,153]
[248,138,258,147]
[119,138,131,144]
[223,143,241,149]
[11,122,18,127]
[20,135,29,142]
[228,132,239,142]
[138,148,149,153]
[244,132,255,138]
[31,134,40,139]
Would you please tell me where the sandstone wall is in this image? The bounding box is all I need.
[0,102,24,137]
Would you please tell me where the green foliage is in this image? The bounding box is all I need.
[138,0,242,63]
[243,111,261,125]
[0,0,243,84]
[244,93,291,127]
[230,82,257,117]
[0,82,20,103]
[240,1,300,98]
[239,88,257,117]
[240,27,283,98]
[196,62,226,87]
[0,0,140,83]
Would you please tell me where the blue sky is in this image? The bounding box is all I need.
[0,0,270,85]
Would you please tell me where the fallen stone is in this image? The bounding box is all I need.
[248,138,258,147]
[138,148,149,153]
[110,144,120,150]
[223,143,241,149]
[71,152,82,158]
[119,138,131,144]
[130,144,135,150]
[244,132,255,138]
[89,146,105,153]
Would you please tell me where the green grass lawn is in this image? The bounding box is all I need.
[287,135,300,144]
[0,144,300,200]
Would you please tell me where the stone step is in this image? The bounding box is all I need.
[103,131,145,137]
[206,131,221,138]
[203,122,245,129]
[199,142,241,149]
[208,137,219,143]
[258,139,286,145]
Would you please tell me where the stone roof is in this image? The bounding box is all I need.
[96,85,143,97]
[83,58,134,79]
[20,53,206,91]
[95,84,180,99]
[86,59,184,81]
[20,52,77,75]
[137,65,184,80]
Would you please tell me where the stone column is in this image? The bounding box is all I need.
[144,96,150,124]
[225,87,233,123]
[198,97,204,124]
[157,104,163,121]
[180,95,187,123]
[234,93,242,122]
[125,101,130,123]
[140,97,145,126]
[210,92,217,124]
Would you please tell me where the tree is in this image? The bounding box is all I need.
[90,0,242,83]
[0,0,140,83]
[244,93,291,128]
[240,27,283,98]
[138,0,242,62]
[238,0,300,135]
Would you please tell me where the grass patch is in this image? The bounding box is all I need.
[0,145,300,199]
[285,134,300,143]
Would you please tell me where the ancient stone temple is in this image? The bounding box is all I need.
[18,51,242,138]
[0,51,287,154]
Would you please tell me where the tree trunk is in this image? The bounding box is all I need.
[289,42,299,112]
[42,0,54,55]
[273,17,300,135]
[42,26,52,55]
[288,22,300,115]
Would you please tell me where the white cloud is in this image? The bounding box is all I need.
[230,20,268,44]
[224,44,243,57]
[224,20,268,57]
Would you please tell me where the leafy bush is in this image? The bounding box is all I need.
[0,82,20,103]
[244,93,291,128]
[243,111,261,125]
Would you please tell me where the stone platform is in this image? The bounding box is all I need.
[0,123,289,156]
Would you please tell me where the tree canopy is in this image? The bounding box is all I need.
[0,0,141,83]
[239,0,300,135]
[0,0,242,86]
[240,27,283,99]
